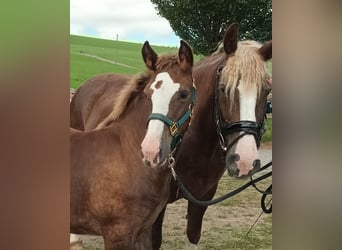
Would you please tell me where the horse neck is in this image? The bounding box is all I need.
[115,93,150,148]
[190,56,222,143]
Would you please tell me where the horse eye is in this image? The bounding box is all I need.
[179,90,189,99]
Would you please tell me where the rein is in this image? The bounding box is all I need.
[147,86,196,151]
[169,161,272,211]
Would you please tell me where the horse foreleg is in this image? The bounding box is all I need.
[152,206,167,250]
[101,224,134,250]
[133,227,153,250]
[185,184,218,249]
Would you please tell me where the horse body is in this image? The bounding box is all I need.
[70,74,131,131]
[70,23,272,249]
[70,41,195,249]
[70,98,171,248]
[167,52,226,199]
[156,25,272,249]
[151,51,229,249]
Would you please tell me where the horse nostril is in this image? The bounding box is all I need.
[232,153,240,162]
[144,160,151,168]
[253,159,261,170]
[153,155,159,164]
[226,153,240,166]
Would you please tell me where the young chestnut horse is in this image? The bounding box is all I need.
[70,40,195,249]
[70,23,272,249]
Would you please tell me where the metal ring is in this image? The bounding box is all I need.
[168,156,175,168]
[218,133,227,151]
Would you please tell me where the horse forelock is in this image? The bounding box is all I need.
[156,54,179,70]
[220,40,269,108]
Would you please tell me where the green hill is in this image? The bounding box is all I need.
[70,35,187,88]
[70,35,271,88]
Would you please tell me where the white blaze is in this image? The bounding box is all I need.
[238,83,257,121]
[235,82,259,176]
[141,72,180,167]
[147,72,180,140]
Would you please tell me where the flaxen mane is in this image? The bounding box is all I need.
[219,40,269,108]
[96,54,179,129]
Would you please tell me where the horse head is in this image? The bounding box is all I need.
[216,23,272,178]
[141,40,195,168]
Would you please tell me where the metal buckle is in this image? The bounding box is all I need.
[170,122,178,136]
[168,156,175,168]
[189,103,193,111]
[218,132,227,151]
[168,156,177,180]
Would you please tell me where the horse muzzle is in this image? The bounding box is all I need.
[226,153,261,178]
[141,135,170,168]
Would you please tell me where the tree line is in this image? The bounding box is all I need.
[151,0,272,55]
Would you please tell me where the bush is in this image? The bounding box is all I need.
[261,117,272,143]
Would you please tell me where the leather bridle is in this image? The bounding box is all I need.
[146,85,196,151]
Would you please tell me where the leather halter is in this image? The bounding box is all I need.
[214,64,266,151]
[146,85,196,151]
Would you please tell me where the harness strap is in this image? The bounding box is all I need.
[147,113,174,127]
[221,121,263,148]
[261,184,272,213]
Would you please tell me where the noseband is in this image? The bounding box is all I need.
[146,85,196,151]
[214,65,266,151]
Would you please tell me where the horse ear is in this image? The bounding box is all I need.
[223,23,239,56]
[142,41,158,70]
[178,40,193,71]
[259,40,272,61]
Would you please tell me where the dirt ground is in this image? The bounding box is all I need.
[74,143,272,249]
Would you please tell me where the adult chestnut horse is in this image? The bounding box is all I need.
[70,23,272,249]
[70,40,195,249]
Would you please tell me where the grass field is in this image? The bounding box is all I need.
[262,118,272,143]
[70,35,203,89]
[70,35,272,88]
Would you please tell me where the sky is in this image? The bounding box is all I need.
[70,0,180,47]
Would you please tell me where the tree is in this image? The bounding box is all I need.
[151,0,272,55]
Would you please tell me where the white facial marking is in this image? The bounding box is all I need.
[238,82,257,121]
[235,82,259,176]
[146,72,180,140]
[141,72,180,167]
